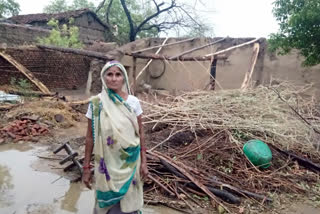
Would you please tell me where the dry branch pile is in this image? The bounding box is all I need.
[142,82,320,212]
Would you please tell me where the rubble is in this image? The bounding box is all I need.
[0,118,48,142]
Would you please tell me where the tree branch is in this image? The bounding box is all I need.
[106,0,114,25]
[177,5,202,27]
[95,0,107,13]
[135,0,177,38]
[139,21,181,32]
[119,0,136,41]
[152,0,164,12]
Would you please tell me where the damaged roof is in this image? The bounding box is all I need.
[7,8,109,29]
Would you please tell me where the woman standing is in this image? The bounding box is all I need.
[82,61,148,214]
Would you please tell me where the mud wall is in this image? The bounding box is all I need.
[118,37,264,92]
[116,37,320,96]
[262,50,320,96]
[0,47,91,90]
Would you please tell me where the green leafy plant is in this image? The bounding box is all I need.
[269,0,320,66]
[10,77,32,91]
[10,77,38,99]
[37,18,84,49]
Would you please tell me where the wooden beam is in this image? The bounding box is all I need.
[125,52,227,61]
[169,37,226,60]
[132,37,196,54]
[135,37,169,81]
[37,45,114,60]
[0,52,51,94]
[205,38,261,57]
[241,43,260,90]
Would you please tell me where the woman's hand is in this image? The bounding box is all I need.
[82,169,92,189]
[140,158,149,180]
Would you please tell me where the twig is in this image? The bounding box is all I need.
[37,155,63,160]
[51,176,63,184]
[148,174,175,196]
[270,87,320,135]
[149,151,230,212]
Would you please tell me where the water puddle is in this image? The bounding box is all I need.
[0,144,94,214]
[0,144,182,214]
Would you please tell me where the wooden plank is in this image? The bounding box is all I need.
[132,37,196,54]
[241,43,260,90]
[0,52,51,94]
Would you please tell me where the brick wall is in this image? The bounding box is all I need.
[0,23,50,46]
[0,47,90,90]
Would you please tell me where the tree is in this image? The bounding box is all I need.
[43,0,95,13]
[44,0,213,44]
[0,0,20,18]
[97,0,212,42]
[37,18,84,48]
[269,0,320,66]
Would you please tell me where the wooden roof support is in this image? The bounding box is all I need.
[205,38,261,57]
[37,45,114,60]
[132,37,196,54]
[0,52,51,94]
[125,52,227,61]
[169,37,227,60]
[241,43,260,90]
[135,37,169,81]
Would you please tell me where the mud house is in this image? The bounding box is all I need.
[0,37,320,97]
[1,9,112,46]
[106,37,320,96]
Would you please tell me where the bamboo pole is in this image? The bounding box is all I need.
[0,52,51,94]
[241,43,260,90]
[37,45,114,60]
[125,52,227,61]
[169,37,226,60]
[205,38,260,57]
[135,37,169,81]
[132,37,196,54]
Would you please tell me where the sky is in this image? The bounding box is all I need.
[15,0,279,38]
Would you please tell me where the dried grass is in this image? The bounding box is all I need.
[6,98,78,128]
[143,82,320,155]
[142,82,320,212]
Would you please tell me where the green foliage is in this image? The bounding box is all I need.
[96,0,159,44]
[269,0,320,66]
[10,77,33,91]
[37,18,84,48]
[43,0,213,43]
[0,0,20,18]
[43,0,95,13]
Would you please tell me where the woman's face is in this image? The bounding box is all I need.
[104,66,124,91]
